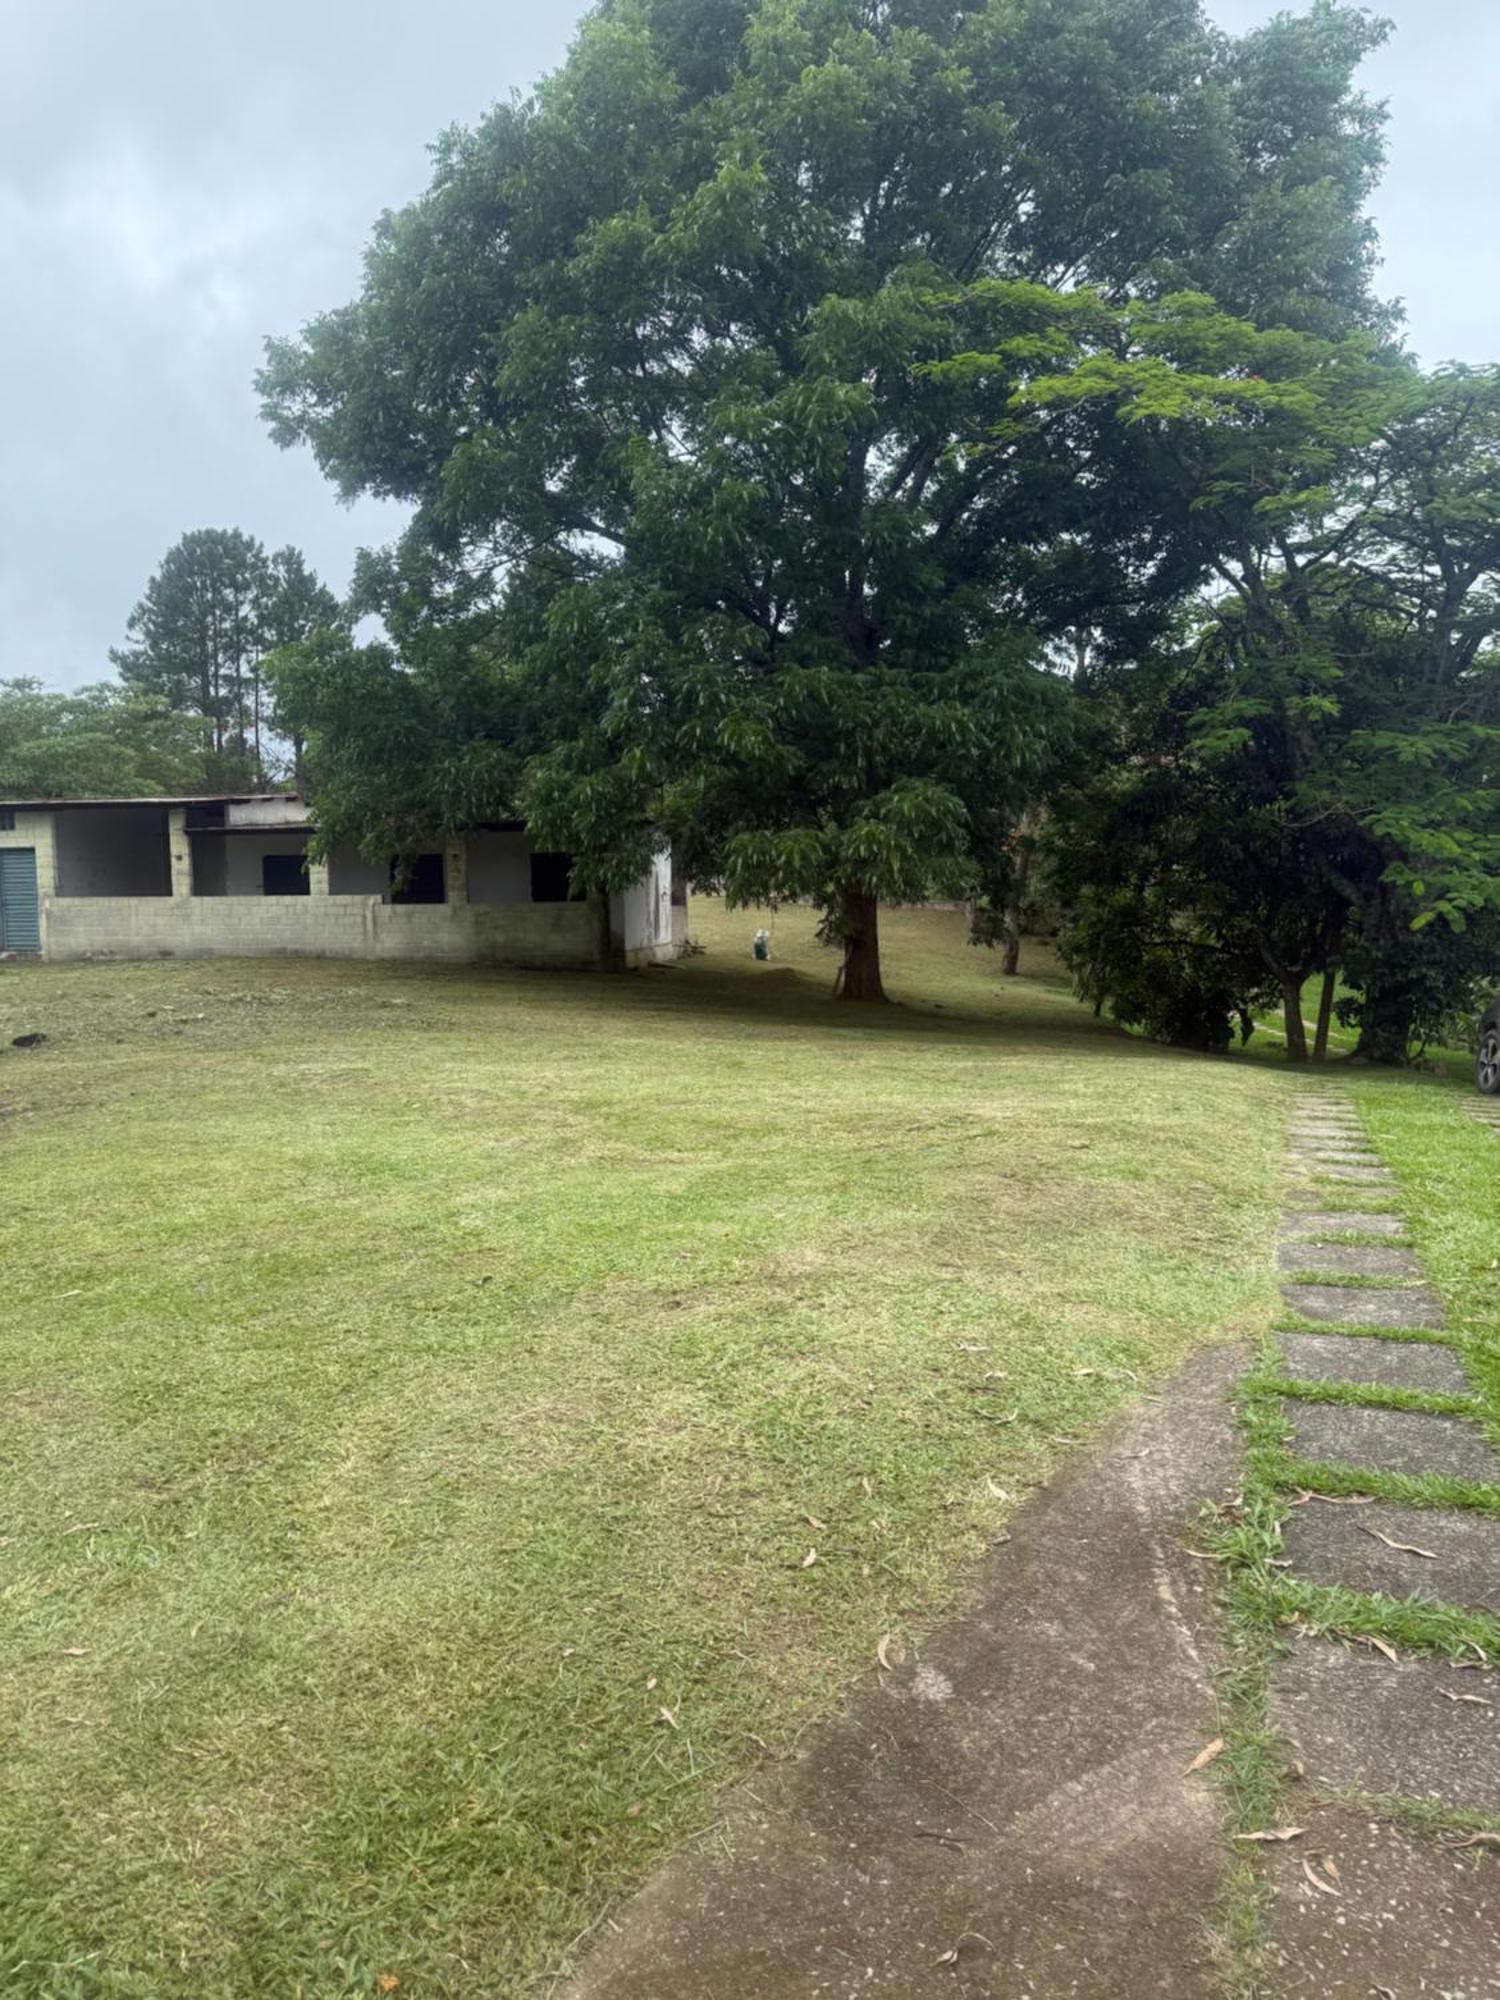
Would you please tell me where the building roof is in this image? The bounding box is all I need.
[0,792,304,811]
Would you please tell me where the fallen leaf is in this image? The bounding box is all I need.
[376,1979,401,1995]
[1184,1737,1225,1776]
[1301,1858,1340,1897]
[645,1676,657,1692]
[1233,1827,1305,1843]
[934,1949,959,1967]
[1297,1490,1376,1506]
[804,1514,826,1532]
[64,1522,101,1534]
[1439,1691,1493,1708]
[656,1706,678,1730]
[1320,1855,1340,1881]
[1048,1434,1082,1446]
[800,1548,819,1569]
[985,1478,1010,1501]
[1445,1831,1500,1850]
[861,1476,874,1497]
[1361,1634,1400,1665]
[876,1633,904,1672]
[60,1648,89,1658]
[1360,1525,1438,1559]
[1182,1548,1223,1561]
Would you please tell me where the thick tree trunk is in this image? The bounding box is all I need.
[1353,1001,1415,1066]
[1313,965,1337,1061]
[1281,980,1309,1063]
[1000,830,1035,977]
[833,891,886,1002]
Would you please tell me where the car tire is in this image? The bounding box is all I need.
[1478,1020,1500,1096]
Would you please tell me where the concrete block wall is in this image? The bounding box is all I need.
[40,891,609,968]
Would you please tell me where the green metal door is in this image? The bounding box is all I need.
[0,849,41,953]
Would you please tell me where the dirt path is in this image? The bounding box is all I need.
[562,1346,1245,1999]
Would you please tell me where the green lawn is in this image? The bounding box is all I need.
[2,903,1301,1997]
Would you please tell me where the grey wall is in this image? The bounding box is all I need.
[53,806,171,896]
[224,833,309,896]
[191,834,228,896]
[466,830,532,906]
[328,845,389,897]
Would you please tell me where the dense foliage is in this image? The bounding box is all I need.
[1043,343,1500,1061]
[0,679,210,800]
[111,530,343,789]
[260,0,1391,997]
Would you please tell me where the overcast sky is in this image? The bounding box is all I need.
[3,1,1497,691]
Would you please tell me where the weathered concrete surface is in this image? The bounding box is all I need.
[1282,1500,1500,1612]
[1280,1282,1444,1329]
[1279,1210,1407,1240]
[1302,1161,1397,1186]
[563,1348,1246,2000]
[1275,1240,1422,1278]
[1258,1800,1500,1999]
[1275,1642,1500,1810]
[1278,1331,1471,1394]
[1288,1402,1500,1484]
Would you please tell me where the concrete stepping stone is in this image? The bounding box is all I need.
[1281,1282,1444,1329]
[1304,1162,1397,1185]
[1273,1641,1500,1810]
[1257,1799,1500,1997]
[1281,1500,1500,1613]
[1280,1210,1407,1240]
[1275,1241,1422,1279]
[1288,1401,1500,1485]
[1278,1331,1470,1395]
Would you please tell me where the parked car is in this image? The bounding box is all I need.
[1478,996,1500,1095]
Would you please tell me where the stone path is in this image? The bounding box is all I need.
[553,1092,1500,1997]
[1262,1093,1500,1994]
[561,1348,1246,2000]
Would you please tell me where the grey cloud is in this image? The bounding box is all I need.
[2,1,1496,690]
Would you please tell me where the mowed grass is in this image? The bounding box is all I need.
[1,903,1291,1998]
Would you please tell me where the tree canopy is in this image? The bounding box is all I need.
[111,529,343,789]
[0,679,210,800]
[1042,347,1500,1059]
[260,0,1391,997]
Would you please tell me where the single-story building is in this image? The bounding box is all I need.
[0,794,685,970]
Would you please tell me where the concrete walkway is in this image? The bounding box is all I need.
[558,1096,1500,1998]
[1261,1094,1500,1996]
[563,1349,1246,2000]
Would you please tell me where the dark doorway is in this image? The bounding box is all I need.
[529,852,577,903]
[390,853,446,905]
[262,852,309,896]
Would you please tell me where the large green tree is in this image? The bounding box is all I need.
[260,0,1389,997]
[0,679,210,799]
[111,530,343,788]
[1038,330,1500,1062]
